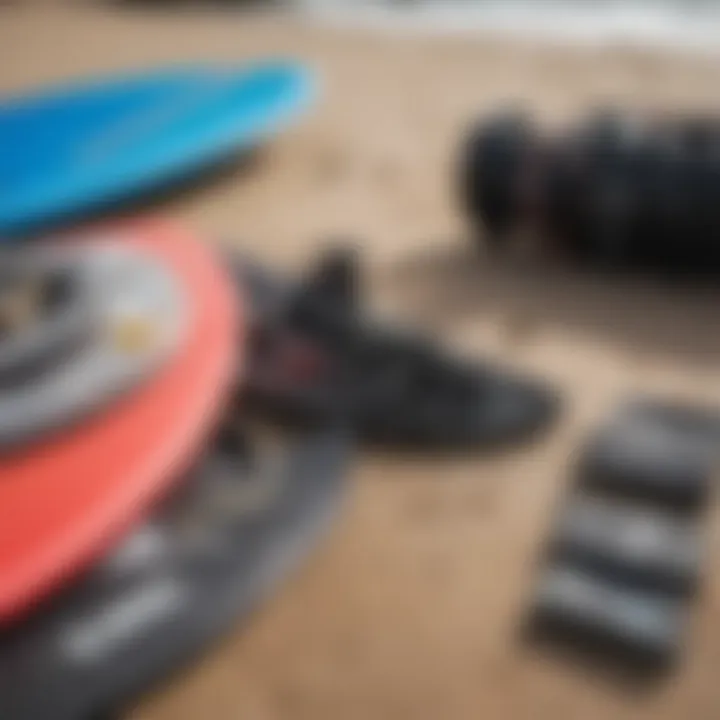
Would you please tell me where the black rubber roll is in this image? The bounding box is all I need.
[0,425,352,720]
[460,112,531,238]
[460,109,720,274]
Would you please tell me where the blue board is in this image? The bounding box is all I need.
[0,61,315,237]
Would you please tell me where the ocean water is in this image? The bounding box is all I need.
[296,0,720,50]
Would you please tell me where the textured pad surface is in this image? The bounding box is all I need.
[552,495,701,594]
[579,398,720,509]
[530,563,685,669]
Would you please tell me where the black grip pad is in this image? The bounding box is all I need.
[530,564,685,670]
[552,495,701,594]
[579,399,720,509]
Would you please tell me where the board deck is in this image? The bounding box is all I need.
[0,427,351,720]
[0,219,239,624]
[0,62,314,236]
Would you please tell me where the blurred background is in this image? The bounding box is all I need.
[2,2,720,720]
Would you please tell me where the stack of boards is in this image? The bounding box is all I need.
[0,221,351,720]
[528,399,720,675]
[0,65,352,720]
[0,59,559,718]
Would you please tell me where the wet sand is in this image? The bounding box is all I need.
[3,5,720,719]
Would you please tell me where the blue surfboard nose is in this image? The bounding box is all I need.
[0,61,316,237]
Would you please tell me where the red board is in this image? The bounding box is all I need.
[0,220,241,624]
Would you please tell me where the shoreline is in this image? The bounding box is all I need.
[296,0,720,55]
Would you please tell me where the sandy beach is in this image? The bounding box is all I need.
[3,4,720,719]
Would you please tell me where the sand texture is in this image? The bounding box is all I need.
[3,5,720,719]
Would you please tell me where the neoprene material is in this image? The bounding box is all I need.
[232,249,559,449]
[0,426,351,720]
[0,220,239,624]
[0,62,314,237]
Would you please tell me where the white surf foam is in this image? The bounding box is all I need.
[295,0,720,53]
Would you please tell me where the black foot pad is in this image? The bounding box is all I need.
[526,396,718,675]
[551,495,701,595]
[579,399,720,510]
[230,248,559,450]
[529,563,685,672]
[0,426,352,720]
